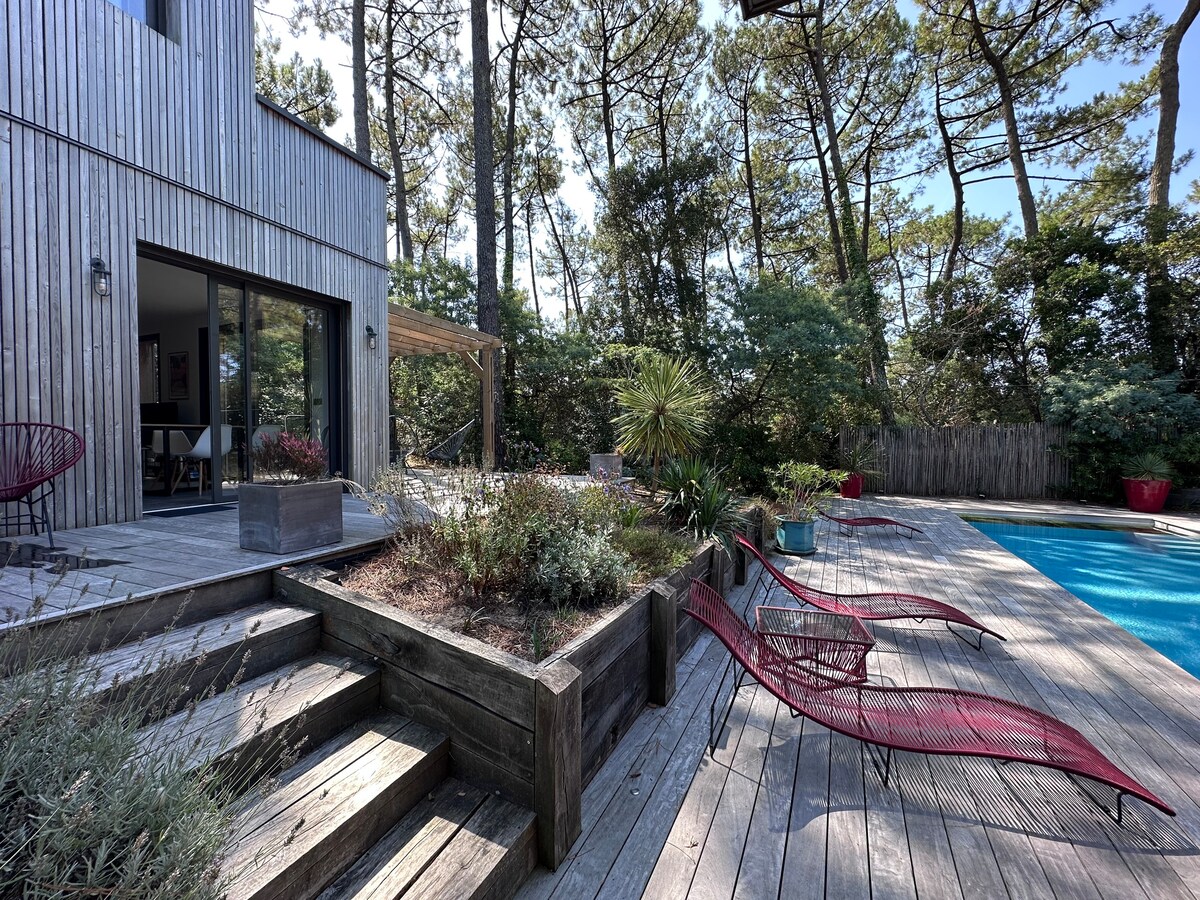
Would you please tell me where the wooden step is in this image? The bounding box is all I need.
[85,602,320,719]
[135,652,379,780]
[315,779,489,899]
[397,793,537,900]
[221,712,450,900]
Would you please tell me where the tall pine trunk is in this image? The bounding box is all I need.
[471,0,503,465]
[1146,0,1200,373]
[384,0,413,262]
[352,0,370,161]
[966,0,1038,239]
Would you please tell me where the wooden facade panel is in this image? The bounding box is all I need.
[1,0,388,530]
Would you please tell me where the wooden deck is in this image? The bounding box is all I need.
[519,498,1200,900]
[0,495,392,624]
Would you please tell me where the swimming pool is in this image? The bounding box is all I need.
[967,518,1200,678]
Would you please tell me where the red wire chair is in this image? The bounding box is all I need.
[818,508,923,538]
[687,579,1174,824]
[735,533,1005,650]
[0,423,85,549]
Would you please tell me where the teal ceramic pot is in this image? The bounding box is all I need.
[776,518,816,556]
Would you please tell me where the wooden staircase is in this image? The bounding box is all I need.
[83,598,537,900]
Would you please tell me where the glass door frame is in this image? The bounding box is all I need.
[208,277,346,497]
[137,245,346,507]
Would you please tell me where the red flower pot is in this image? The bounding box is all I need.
[1122,478,1172,513]
[840,472,865,499]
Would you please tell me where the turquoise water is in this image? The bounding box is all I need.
[968,519,1200,677]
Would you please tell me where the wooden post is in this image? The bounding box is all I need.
[481,347,495,470]
[734,540,747,586]
[649,588,677,706]
[534,659,581,869]
[705,544,724,591]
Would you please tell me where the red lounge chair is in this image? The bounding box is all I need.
[735,533,1005,650]
[0,423,85,549]
[819,507,922,538]
[687,579,1174,823]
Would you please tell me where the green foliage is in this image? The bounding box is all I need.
[703,279,863,491]
[1122,452,1175,482]
[253,30,338,129]
[384,471,637,609]
[1043,365,1200,498]
[595,150,724,349]
[578,477,647,530]
[771,461,846,521]
[841,439,883,477]
[0,612,235,898]
[614,355,713,484]
[657,458,745,549]
[531,524,634,609]
[995,225,1144,375]
[1170,432,1200,488]
[611,527,695,579]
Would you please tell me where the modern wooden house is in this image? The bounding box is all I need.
[0,0,390,530]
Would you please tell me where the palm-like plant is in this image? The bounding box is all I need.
[613,356,713,489]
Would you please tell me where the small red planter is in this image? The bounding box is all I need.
[1122,478,1172,513]
[840,472,865,499]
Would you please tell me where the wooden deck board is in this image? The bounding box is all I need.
[0,496,391,625]
[538,498,1200,900]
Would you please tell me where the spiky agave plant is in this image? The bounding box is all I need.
[613,356,713,491]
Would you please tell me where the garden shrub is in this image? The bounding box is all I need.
[657,458,744,548]
[1043,365,1200,499]
[531,523,634,609]
[0,610,235,899]
[611,527,694,579]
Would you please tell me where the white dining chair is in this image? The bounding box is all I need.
[172,424,234,495]
[251,423,283,450]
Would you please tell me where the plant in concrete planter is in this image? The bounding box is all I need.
[771,461,846,556]
[840,440,883,499]
[1121,452,1175,514]
[240,433,343,553]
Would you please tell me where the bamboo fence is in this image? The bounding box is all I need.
[841,423,1071,499]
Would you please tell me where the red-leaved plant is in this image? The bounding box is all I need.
[252,432,328,484]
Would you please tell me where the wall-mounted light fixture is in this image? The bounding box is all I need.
[90,257,111,297]
[365,324,378,351]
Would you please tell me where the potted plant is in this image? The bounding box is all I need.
[770,462,846,556]
[239,432,343,553]
[1121,452,1175,514]
[840,439,883,499]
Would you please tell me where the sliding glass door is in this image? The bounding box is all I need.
[248,291,336,481]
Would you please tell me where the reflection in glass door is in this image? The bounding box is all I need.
[217,282,249,486]
[248,291,335,481]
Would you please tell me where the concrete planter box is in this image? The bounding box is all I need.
[273,532,741,871]
[239,481,343,554]
[589,453,622,478]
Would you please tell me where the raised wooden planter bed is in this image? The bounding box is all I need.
[273,523,754,871]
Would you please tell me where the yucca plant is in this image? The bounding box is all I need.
[613,356,713,490]
[658,458,745,551]
[1122,452,1175,482]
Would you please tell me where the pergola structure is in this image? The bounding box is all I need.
[387,303,503,470]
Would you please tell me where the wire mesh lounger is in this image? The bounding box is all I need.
[819,508,923,538]
[687,579,1174,824]
[735,533,1006,650]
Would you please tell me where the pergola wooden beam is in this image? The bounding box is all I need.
[387,303,503,470]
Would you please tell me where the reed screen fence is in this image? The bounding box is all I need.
[840,424,1070,499]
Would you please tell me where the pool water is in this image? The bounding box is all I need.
[968,519,1200,678]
